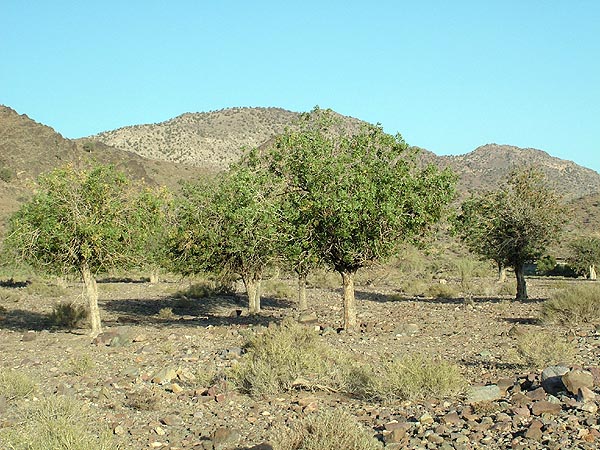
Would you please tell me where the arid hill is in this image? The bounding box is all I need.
[0,105,204,233]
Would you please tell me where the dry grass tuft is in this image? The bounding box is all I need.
[515,329,576,368]
[541,283,600,325]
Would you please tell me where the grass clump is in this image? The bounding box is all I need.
[66,354,95,376]
[426,283,459,299]
[26,279,68,298]
[49,301,89,329]
[541,283,600,325]
[230,318,346,396]
[515,329,576,368]
[0,369,36,400]
[271,409,382,450]
[379,354,466,401]
[0,395,119,450]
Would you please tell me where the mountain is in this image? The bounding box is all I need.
[0,105,202,233]
[437,144,600,200]
[88,108,600,201]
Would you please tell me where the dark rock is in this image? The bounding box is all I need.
[21,332,36,342]
[541,366,569,395]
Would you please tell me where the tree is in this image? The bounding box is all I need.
[455,168,567,300]
[261,108,456,329]
[3,165,160,335]
[168,163,280,313]
[568,235,600,280]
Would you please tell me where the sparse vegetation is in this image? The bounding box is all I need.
[0,395,119,450]
[515,329,576,368]
[541,283,600,325]
[49,301,89,329]
[271,409,382,450]
[0,369,36,400]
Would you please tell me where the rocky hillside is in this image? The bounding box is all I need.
[89,107,301,169]
[88,108,600,201]
[439,144,600,200]
[0,105,203,233]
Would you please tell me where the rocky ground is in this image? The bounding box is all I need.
[0,275,599,449]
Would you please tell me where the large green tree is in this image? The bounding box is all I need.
[168,163,280,313]
[455,168,567,300]
[262,108,456,329]
[568,235,600,280]
[3,165,163,335]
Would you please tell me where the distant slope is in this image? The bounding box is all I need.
[89,107,301,170]
[0,105,202,233]
[436,144,600,200]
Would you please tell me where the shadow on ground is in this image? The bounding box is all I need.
[0,309,52,331]
[102,293,296,328]
[355,290,546,305]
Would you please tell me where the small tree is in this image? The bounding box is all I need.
[168,163,279,313]
[455,169,567,300]
[568,235,600,280]
[262,108,456,329]
[3,165,159,335]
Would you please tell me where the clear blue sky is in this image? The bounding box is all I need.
[2,1,599,172]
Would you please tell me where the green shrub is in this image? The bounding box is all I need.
[426,283,459,299]
[66,354,95,376]
[541,283,600,325]
[230,318,347,396]
[515,330,576,368]
[157,307,174,319]
[0,369,36,400]
[0,166,15,182]
[379,354,466,400]
[536,255,556,275]
[0,395,119,450]
[271,409,382,450]
[49,301,89,329]
[27,279,68,298]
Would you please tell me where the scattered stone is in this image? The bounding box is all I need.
[526,387,546,401]
[525,420,543,441]
[21,332,36,342]
[562,369,594,395]
[113,425,126,436]
[531,400,562,416]
[467,385,502,404]
[541,366,569,395]
[441,411,461,425]
[395,323,419,335]
[298,311,318,324]
[212,427,240,449]
[152,367,178,384]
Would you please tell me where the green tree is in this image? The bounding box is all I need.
[262,108,456,329]
[455,168,567,300]
[568,235,600,280]
[168,163,280,313]
[3,165,161,335]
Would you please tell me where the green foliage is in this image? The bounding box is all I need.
[514,329,576,368]
[0,369,36,400]
[3,164,157,276]
[0,395,119,450]
[265,108,456,275]
[271,409,382,450]
[541,283,600,325]
[454,168,567,299]
[49,301,89,329]
[0,165,15,182]
[536,255,556,275]
[568,235,600,278]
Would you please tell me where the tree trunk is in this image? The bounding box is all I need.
[590,265,597,281]
[340,270,357,330]
[514,263,528,300]
[81,262,102,336]
[243,275,262,314]
[497,264,507,283]
[297,272,308,311]
[149,268,159,284]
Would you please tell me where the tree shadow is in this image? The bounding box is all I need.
[102,293,296,328]
[0,278,30,288]
[355,290,545,305]
[0,308,52,331]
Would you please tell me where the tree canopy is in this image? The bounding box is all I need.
[3,164,165,334]
[455,168,567,299]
